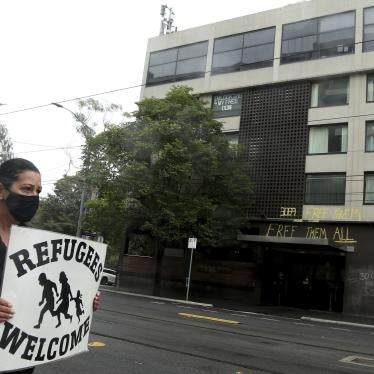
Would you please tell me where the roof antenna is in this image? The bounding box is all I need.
[160,5,177,35]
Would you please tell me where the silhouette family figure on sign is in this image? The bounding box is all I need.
[34,271,84,329]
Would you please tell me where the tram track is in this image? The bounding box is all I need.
[90,329,285,374]
[95,307,374,357]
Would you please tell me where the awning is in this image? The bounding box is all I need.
[237,234,354,253]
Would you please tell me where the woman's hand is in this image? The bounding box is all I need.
[92,291,101,312]
[0,298,14,322]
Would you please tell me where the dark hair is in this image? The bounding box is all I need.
[0,158,40,189]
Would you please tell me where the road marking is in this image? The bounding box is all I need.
[301,316,374,329]
[231,313,247,317]
[340,355,374,368]
[88,341,106,347]
[151,301,165,304]
[202,309,217,313]
[294,322,315,327]
[177,305,193,309]
[178,313,240,324]
[331,327,351,332]
[260,317,279,321]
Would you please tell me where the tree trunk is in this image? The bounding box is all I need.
[116,223,130,289]
[153,238,164,296]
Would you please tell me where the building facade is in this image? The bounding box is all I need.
[130,0,374,316]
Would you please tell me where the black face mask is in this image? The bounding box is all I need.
[5,192,39,223]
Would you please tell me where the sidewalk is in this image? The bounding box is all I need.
[101,286,374,328]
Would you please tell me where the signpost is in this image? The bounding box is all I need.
[185,237,197,301]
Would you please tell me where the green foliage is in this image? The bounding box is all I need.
[128,235,153,257]
[32,175,83,235]
[34,99,124,238]
[83,86,251,248]
[0,123,13,163]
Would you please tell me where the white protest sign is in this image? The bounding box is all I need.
[0,226,107,371]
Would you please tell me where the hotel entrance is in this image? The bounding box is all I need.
[261,246,346,311]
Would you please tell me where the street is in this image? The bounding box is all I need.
[37,289,374,374]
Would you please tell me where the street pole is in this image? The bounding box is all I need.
[186,237,197,301]
[76,184,86,237]
[51,102,87,238]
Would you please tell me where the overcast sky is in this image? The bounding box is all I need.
[0,0,302,196]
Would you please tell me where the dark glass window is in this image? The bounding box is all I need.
[212,50,242,73]
[147,63,176,84]
[282,19,318,40]
[305,174,346,205]
[224,131,239,144]
[311,77,349,107]
[281,11,355,63]
[244,28,275,46]
[319,12,355,32]
[178,43,208,60]
[281,35,317,57]
[147,41,208,85]
[366,121,374,151]
[212,27,275,74]
[368,73,374,102]
[176,56,206,77]
[364,7,374,52]
[149,48,178,66]
[242,45,273,66]
[214,34,243,53]
[308,124,348,154]
[364,173,374,204]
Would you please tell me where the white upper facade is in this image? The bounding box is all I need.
[141,0,374,222]
[141,0,374,98]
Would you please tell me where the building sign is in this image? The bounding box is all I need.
[0,226,107,372]
[278,207,362,221]
[266,222,356,245]
[212,93,242,117]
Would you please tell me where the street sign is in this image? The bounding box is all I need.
[188,237,197,249]
[186,238,197,301]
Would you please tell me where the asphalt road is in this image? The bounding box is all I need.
[35,289,374,374]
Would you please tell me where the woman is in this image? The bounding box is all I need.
[0,158,101,373]
[55,271,73,327]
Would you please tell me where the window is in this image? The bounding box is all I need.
[308,124,347,154]
[147,41,208,85]
[310,77,349,107]
[364,173,374,204]
[366,121,374,151]
[212,92,242,117]
[367,73,374,101]
[364,7,374,52]
[224,131,239,144]
[212,27,275,74]
[281,11,355,63]
[305,174,346,204]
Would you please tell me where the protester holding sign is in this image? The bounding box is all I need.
[0,158,103,373]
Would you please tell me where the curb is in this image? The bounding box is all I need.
[100,288,214,308]
[301,316,374,329]
[100,287,374,327]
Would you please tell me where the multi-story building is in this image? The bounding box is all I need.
[135,0,374,316]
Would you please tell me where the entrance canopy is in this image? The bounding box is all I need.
[237,234,354,253]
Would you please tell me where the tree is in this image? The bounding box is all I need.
[83,86,251,253]
[32,175,84,236]
[0,123,13,163]
[38,99,123,237]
